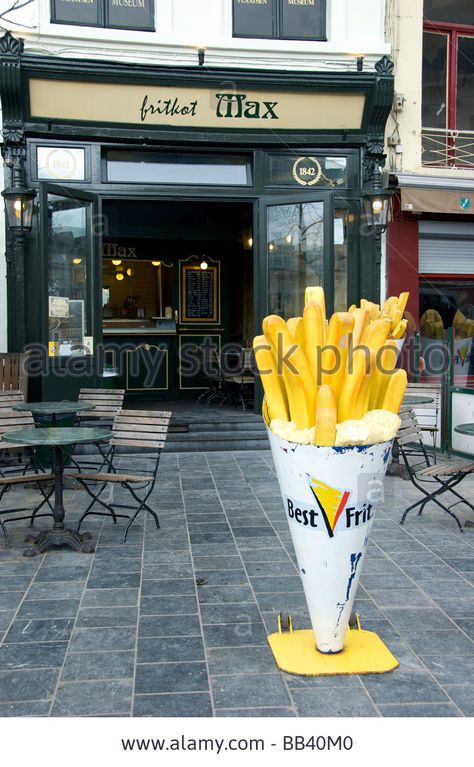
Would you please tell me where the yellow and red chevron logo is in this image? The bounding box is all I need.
[309,478,351,538]
[458,343,470,367]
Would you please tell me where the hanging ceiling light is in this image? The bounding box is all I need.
[112,259,122,266]
[152,260,161,266]
[72,257,82,265]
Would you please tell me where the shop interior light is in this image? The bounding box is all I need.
[200,257,209,270]
[268,242,275,252]
[285,234,292,244]
[247,237,253,248]
[126,267,133,277]
[112,259,122,266]
[72,258,82,265]
[152,260,161,266]
[115,272,125,281]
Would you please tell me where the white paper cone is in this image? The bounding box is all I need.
[267,429,393,653]
[393,337,405,360]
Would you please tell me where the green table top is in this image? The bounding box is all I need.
[454,423,474,436]
[14,401,95,415]
[1,427,112,447]
[403,394,434,405]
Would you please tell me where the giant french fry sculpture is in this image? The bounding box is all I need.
[254,289,408,674]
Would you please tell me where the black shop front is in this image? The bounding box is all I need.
[0,33,393,404]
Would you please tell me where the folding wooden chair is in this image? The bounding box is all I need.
[405,382,442,460]
[398,408,474,532]
[77,388,126,425]
[72,409,170,542]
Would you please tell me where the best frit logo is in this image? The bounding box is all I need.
[286,478,375,538]
[309,478,351,538]
[457,342,470,366]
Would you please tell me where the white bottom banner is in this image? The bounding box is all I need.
[0,717,470,766]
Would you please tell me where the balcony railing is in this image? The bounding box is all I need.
[422,127,474,168]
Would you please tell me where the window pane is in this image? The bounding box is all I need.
[424,0,474,25]
[422,32,448,128]
[105,151,252,185]
[267,201,324,318]
[48,195,91,357]
[280,0,326,40]
[457,36,474,131]
[333,210,347,313]
[51,0,100,25]
[233,0,274,38]
[105,0,155,31]
[267,154,347,187]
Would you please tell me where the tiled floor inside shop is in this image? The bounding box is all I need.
[0,450,473,717]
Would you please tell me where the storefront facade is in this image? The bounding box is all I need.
[0,32,394,402]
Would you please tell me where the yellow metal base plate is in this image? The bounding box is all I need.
[267,629,399,676]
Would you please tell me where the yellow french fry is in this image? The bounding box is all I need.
[304,286,327,343]
[284,344,316,419]
[380,368,407,414]
[368,340,398,410]
[360,318,391,352]
[253,335,289,422]
[352,308,370,347]
[389,306,403,332]
[321,312,355,398]
[391,319,407,339]
[303,301,324,384]
[314,384,337,446]
[398,291,410,313]
[338,348,369,423]
[348,304,357,313]
[370,303,380,321]
[354,351,376,420]
[287,317,305,349]
[263,314,294,354]
[281,344,314,429]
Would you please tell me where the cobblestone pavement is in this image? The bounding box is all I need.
[0,450,473,717]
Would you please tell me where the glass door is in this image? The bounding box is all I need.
[259,193,332,322]
[39,184,100,400]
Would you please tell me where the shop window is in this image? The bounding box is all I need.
[422,1,474,167]
[266,154,348,188]
[104,151,252,185]
[233,0,326,42]
[51,0,155,32]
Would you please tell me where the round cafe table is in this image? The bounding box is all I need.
[403,394,434,406]
[1,426,111,556]
[14,400,95,424]
[454,423,474,437]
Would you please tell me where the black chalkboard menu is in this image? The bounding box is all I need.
[233,0,275,39]
[181,265,219,323]
[106,0,155,31]
[233,0,326,40]
[52,0,100,26]
[281,0,326,41]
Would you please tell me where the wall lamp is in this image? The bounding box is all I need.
[362,190,392,233]
[2,155,36,233]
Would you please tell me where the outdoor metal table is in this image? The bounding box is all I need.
[454,423,474,437]
[1,427,112,556]
[403,394,434,405]
[14,400,95,424]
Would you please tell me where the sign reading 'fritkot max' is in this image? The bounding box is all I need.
[28,79,365,131]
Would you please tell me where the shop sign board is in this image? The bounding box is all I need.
[29,79,366,131]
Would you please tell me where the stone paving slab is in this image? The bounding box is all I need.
[0,450,473,717]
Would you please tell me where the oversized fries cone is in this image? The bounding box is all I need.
[267,425,393,653]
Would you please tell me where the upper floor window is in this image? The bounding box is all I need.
[51,0,155,32]
[232,0,326,41]
[422,1,474,167]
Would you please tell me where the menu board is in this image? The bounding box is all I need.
[181,265,219,323]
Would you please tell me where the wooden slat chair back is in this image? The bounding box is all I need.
[74,409,171,542]
[405,382,442,456]
[77,388,125,421]
[0,353,26,395]
[397,407,474,532]
[0,405,54,543]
